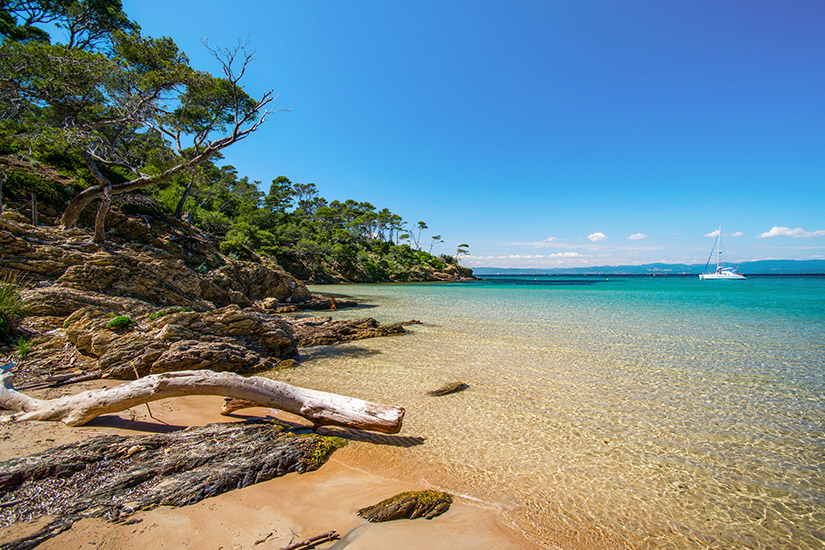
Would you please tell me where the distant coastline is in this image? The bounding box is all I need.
[472,259,825,276]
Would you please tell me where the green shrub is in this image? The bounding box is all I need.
[219,239,257,262]
[148,307,192,320]
[15,337,32,359]
[0,273,27,337]
[4,170,73,202]
[107,315,133,330]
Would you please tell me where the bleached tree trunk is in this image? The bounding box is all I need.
[0,370,405,433]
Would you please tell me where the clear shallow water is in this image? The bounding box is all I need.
[275,275,825,549]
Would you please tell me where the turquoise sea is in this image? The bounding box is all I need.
[277,275,825,548]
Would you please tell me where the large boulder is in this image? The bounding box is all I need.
[211,261,311,302]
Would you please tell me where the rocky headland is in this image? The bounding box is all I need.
[0,209,413,385]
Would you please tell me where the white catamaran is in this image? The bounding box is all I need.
[699,226,747,280]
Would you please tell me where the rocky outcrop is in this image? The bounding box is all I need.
[0,216,310,317]
[258,295,358,313]
[0,420,345,549]
[17,306,419,382]
[211,262,310,303]
[387,264,474,283]
[59,306,297,378]
[290,317,416,347]
[2,214,418,385]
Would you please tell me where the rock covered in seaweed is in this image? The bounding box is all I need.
[357,490,453,522]
[0,420,346,548]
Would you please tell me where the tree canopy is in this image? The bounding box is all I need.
[0,1,470,281]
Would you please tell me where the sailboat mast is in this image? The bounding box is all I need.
[717,225,722,271]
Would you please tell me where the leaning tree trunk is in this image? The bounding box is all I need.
[60,148,219,229]
[174,170,197,220]
[0,370,405,433]
[92,183,112,244]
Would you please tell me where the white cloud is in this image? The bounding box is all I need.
[587,232,607,242]
[730,231,743,237]
[545,237,558,242]
[705,229,720,238]
[757,226,825,239]
[628,233,647,240]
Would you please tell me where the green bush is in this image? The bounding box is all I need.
[107,315,133,330]
[15,337,32,359]
[0,274,27,337]
[148,307,192,320]
[4,170,74,202]
[219,239,257,262]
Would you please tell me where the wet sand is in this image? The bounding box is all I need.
[0,381,542,549]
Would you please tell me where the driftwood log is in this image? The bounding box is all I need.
[0,370,404,434]
[0,420,344,549]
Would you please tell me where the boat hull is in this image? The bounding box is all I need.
[699,273,747,280]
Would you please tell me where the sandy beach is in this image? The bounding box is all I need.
[0,380,542,550]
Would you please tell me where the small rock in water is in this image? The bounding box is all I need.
[427,382,469,396]
[357,490,453,522]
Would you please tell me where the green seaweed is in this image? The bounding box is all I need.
[307,434,347,469]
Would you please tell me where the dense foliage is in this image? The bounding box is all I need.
[153,172,469,282]
[0,0,471,282]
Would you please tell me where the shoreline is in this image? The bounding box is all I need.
[0,381,543,549]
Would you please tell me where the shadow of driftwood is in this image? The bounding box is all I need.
[222,414,426,448]
[317,426,426,448]
[85,415,187,433]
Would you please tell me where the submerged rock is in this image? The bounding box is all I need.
[427,382,470,396]
[357,490,453,522]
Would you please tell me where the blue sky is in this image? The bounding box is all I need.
[121,0,825,268]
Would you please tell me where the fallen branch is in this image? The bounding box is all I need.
[281,530,340,550]
[0,370,404,433]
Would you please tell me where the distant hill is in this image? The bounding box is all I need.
[472,260,825,276]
